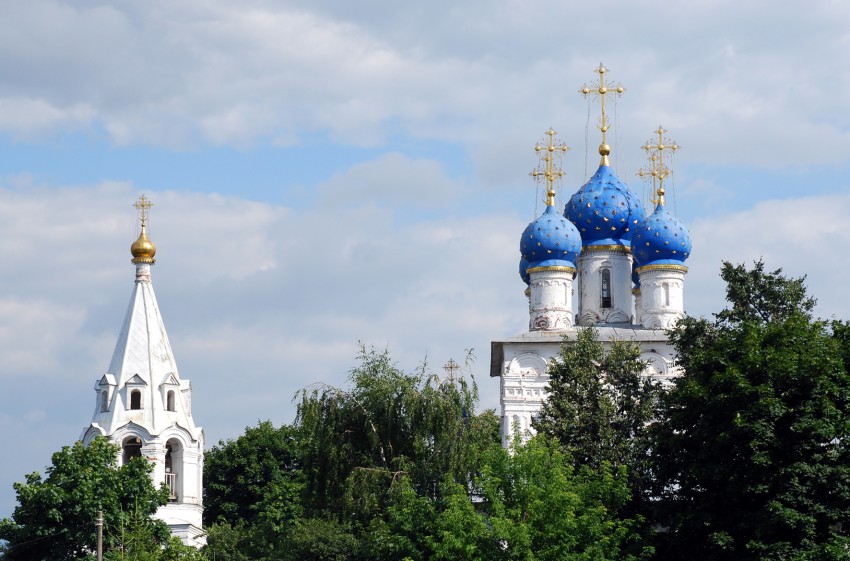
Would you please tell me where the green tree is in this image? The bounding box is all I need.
[533,327,662,505]
[476,436,652,561]
[0,437,170,561]
[654,261,850,560]
[203,421,303,560]
[295,346,499,522]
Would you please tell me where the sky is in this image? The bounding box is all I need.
[2,0,850,518]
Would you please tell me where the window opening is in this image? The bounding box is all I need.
[100,391,109,413]
[130,390,142,410]
[165,444,177,501]
[122,437,142,465]
[166,390,175,412]
[601,269,612,308]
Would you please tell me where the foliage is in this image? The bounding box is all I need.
[0,437,170,561]
[200,346,650,560]
[533,327,662,507]
[295,345,499,521]
[474,435,653,561]
[279,518,363,561]
[654,260,850,560]
[203,420,303,528]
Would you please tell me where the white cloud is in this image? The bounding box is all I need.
[318,153,464,208]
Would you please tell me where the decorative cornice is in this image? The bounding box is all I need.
[635,263,688,274]
[527,265,576,275]
[581,244,631,255]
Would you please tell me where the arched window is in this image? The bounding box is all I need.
[122,436,142,465]
[100,391,109,413]
[130,390,142,410]
[601,269,612,308]
[165,439,182,502]
[166,390,175,412]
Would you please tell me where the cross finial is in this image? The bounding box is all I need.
[637,126,679,206]
[133,195,153,228]
[530,128,569,207]
[579,63,625,166]
[443,358,460,384]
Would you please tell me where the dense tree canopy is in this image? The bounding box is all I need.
[295,346,499,520]
[0,437,172,561]
[534,328,662,505]
[200,346,649,561]
[654,261,850,560]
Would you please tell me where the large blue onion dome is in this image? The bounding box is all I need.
[564,165,646,246]
[520,205,582,268]
[631,189,691,267]
[519,256,530,285]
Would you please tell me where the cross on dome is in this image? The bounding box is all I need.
[579,63,625,166]
[133,194,153,227]
[530,128,569,207]
[638,126,680,206]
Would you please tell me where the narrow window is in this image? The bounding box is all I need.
[601,269,612,308]
[122,436,142,465]
[166,391,175,412]
[130,389,142,410]
[100,391,109,413]
[663,282,671,307]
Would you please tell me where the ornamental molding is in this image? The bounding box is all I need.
[636,263,688,274]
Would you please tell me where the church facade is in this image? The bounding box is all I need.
[80,196,205,546]
[490,66,692,445]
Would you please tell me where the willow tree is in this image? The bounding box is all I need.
[295,346,499,521]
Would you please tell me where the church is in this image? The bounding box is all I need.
[490,64,692,445]
[79,196,205,546]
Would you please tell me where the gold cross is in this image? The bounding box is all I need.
[637,126,679,205]
[580,63,625,165]
[133,195,153,227]
[443,358,460,384]
[530,128,569,207]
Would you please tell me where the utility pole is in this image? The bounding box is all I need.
[96,510,103,561]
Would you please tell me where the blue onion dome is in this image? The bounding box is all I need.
[631,189,691,267]
[564,165,646,246]
[519,256,530,285]
[520,205,582,268]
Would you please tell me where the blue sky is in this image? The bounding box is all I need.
[3,0,850,518]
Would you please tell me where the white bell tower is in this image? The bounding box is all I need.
[81,196,204,547]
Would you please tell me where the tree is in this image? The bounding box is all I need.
[533,327,662,506]
[475,435,653,561]
[654,261,850,560]
[203,421,303,561]
[295,346,499,521]
[0,437,170,561]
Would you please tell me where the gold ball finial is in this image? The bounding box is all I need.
[599,143,611,156]
[131,226,157,264]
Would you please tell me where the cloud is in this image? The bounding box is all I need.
[0,0,846,171]
[317,153,464,208]
[686,193,850,320]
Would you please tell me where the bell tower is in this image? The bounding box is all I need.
[81,196,204,546]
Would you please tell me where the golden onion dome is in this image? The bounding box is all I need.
[131,224,156,264]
